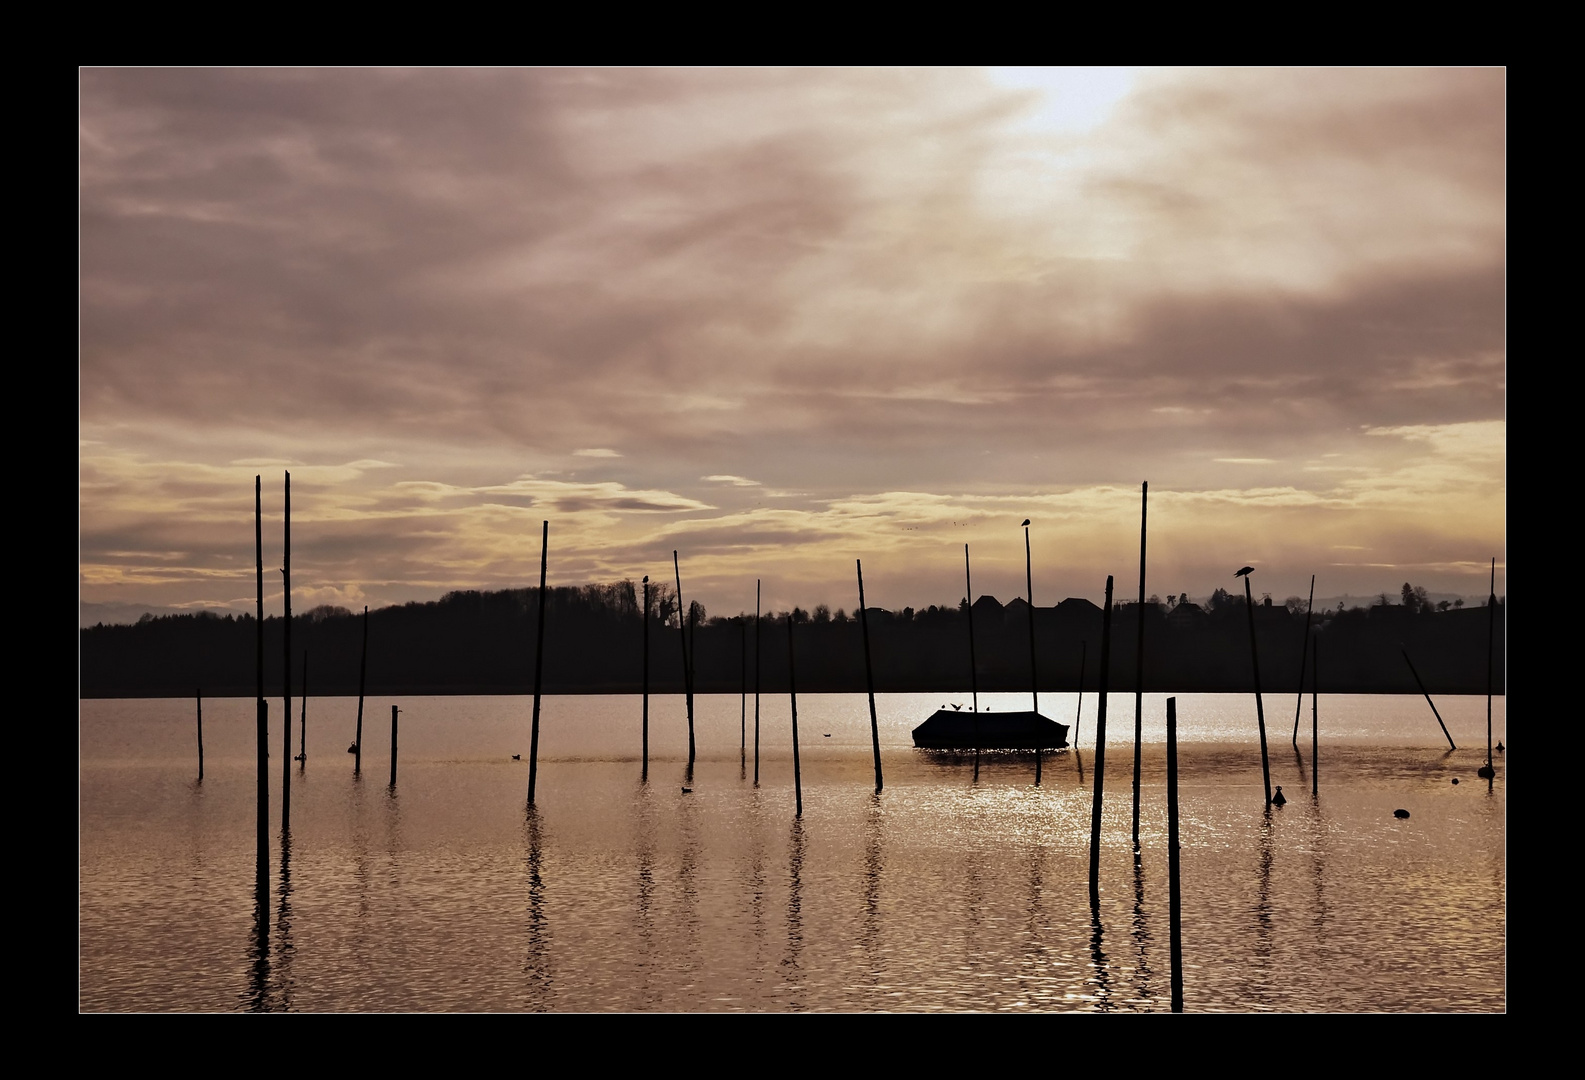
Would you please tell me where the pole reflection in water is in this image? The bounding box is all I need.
[1131,851,1154,1005]
[861,792,884,993]
[745,789,769,991]
[677,780,702,990]
[632,779,659,1009]
[781,817,806,1010]
[273,833,296,1011]
[243,872,271,1013]
[1088,896,1115,1012]
[522,808,551,1010]
[1250,810,1276,1006]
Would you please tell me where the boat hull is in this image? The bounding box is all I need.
[911,709,1070,750]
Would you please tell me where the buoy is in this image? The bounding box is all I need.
[1272,785,1287,806]
[1394,809,1410,819]
[1495,741,1504,753]
[347,743,357,754]
[1477,764,1495,779]
[512,754,521,761]
[1451,778,1460,785]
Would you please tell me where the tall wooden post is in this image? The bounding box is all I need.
[965,545,981,773]
[196,689,204,782]
[528,521,548,806]
[788,614,803,817]
[856,560,883,793]
[1243,574,1272,807]
[1402,647,1455,749]
[674,552,695,767]
[1024,521,1040,784]
[1311,638,1319,798]
[1167,696,1183,1013]
[1486,557,1497,789]
[254,476,268,923]
[741,616,747,766]
[642,576,650,779]
[1075,641,1087,747]
[354,605,368,777]
[1291,575,1315,746]
[281,471,292,835]
[389,705,399,788]
[1088,576,1115,901]
[754,579,761,785]
[1132,481,1147,849]
[298,650,308,767]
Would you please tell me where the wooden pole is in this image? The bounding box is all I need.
[388,705,399,789]
[754,579,761,785]
[1485,557,1496,788]
[1291,575,1316,747]
[1075,641,1087,748]
[254,476,268,923]
[298,650,308,766]
[1132,481,1147,849]
[965,545,981,774]
[196,689,204,782]
[354,605,368,777]
[1167,695,1183,1013]
[528,521,548,806]
[642,576,649,779]
[1311,637,1318,799]
[1088,575,1115,901]
[1024,522,1040,784]
[281,470,292,836]
[1243,575,1272,806]
[741,616,747,767]
[856,559,883,794]
[788,614,803,817]
[673,551,695,768]
[1401,646,1456,749]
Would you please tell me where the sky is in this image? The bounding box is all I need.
[79,68,1505,623]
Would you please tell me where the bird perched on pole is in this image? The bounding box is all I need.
[1235,566,1255,577]
[1021,519,1031,527]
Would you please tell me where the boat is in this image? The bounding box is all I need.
[912,709,1069,750]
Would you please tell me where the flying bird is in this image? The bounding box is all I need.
[1235,566,1255,577]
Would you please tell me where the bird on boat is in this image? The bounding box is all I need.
[1235,566,1255,578]
[1394,809,1411,819]
[1272,786,1286,806]
[952,704,962,711]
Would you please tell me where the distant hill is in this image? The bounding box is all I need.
[80,583,1506,698]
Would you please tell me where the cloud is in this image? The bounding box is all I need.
[574,448,622,458]
[702,474,760,486]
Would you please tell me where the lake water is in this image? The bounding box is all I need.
[80,691,1505,1012]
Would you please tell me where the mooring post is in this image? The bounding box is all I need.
[196,689,204,782]
[1292,575,1315,747]
[642,575,650,780]
[857,559,883,794]
[1242,574,1272,806]
[1485,557,1496,789]
[788,614,803,817]
[354,605,368,777]
[254,476,269,922]
[741,615,747,767]
[1311,638,1319,798]
[528,521,548,806]
[754,579,762,785]
[1023,520,1040,784]
[1167,695,1183,1013]
[281,471,292,836]
[1075,640,1087,748]
[1132,481,1147,849]
[298,650,308,767]
[1088,576,1115,901]
[965,545,981,775]
[673,551,695,768]
[389,705,399,789]
[1401,646,1455,749]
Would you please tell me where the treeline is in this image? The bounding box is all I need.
[80,582,1505,698]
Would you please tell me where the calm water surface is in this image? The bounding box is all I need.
[80,691,1505,1012]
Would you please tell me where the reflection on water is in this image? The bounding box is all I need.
[81,693,1504,1012]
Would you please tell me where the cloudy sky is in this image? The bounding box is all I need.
[79,68,1505,621]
